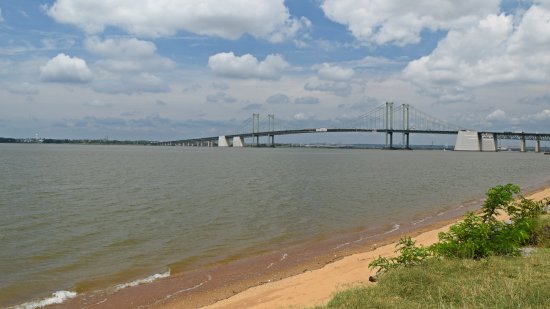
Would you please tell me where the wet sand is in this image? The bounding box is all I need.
[166,187,550,309]
[50,186,550,309]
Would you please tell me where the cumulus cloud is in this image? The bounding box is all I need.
[403,4,550,102]
[304,80,352,97]
[317,63,354,81]
[266,93,290,104]
[45,0,308,42]
[208,52,288,79]
[484,108,550,129]
[40,53,93,83]
[206,91,237,103]
[321,0,499,46]
[85,37,175,72]
[294,96,320,104]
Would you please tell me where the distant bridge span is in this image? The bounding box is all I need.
[160,102,550,152]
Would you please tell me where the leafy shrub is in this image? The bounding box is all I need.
[369,236,431,274]
[481,184,520,223]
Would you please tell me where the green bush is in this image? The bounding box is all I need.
[532,214,550,247]
[369,236,431,274]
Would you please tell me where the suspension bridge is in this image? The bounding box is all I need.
[163,102,550,152]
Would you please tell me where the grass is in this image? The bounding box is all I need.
[317,213,550,309]
[319,249,550,309]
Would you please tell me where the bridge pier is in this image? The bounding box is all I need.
[402,132,410,149]
[385,132,394,149]
[233,136,244,147]
[535,138,541,153]
[218,136,229,147]
[269,135,275,147]
[520,136,526,152]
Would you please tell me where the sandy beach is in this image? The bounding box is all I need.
[158,187,550,309]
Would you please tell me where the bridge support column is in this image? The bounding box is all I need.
[493,134,498,151]
[385,132,393,149]
[218,136,229,147]
[232,136,244,147]
[269,135,275,147]
[520,136,526,152]
[535,137,541,153]
[402,132,410,149]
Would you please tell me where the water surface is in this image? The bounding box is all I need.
[1,144,549,307]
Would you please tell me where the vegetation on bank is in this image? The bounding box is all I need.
[318,184,550,309]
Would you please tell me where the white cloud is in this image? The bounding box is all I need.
[403,4,550,101]
[85,37,175,72]
[266,93,290,104]
[321,0,500,46]
[317,63,354,81]
[208,52,288,80]
[304,80,352,97]
[0,8,4,22]
[294,96,320,104]
[92,73,168,94]
[40,53,93,83]
[5,82,39,95]
[46,0,308,42]
[486,109,507,122]
[206,91,237,103]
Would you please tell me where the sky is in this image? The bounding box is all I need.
[0,0,549,142]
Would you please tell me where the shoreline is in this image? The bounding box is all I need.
[40,183,550,309]
[197,185,550,309]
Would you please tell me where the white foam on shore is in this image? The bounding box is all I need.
[115,270,170,291]
[384,224,400,234]
[10,290,77,309]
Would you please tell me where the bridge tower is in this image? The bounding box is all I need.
[252,113,260,147]
[385,102,394,149]
[402,104,410,149]
[268,114,275,147]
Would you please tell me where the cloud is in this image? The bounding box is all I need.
[92,73,168,94]
[206,91,237,103]
[304,80,352,97]
[266,93,290,104]
[294,96,320,104]
[208,52,288,79]
[0,8,4,22]
[84,99,113,108]
[242,103,264,111]
[486,109,507,122]
[211,82,230,90]
[519,94,550,106]
[321,0,500,46]
[85,37,175,72]
[403,4,550,102]
[316,63,354,81]
[5,82,39,95]
[45,0,308,42]
[40,53,93,83]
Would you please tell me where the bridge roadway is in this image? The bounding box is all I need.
[164,128,550,151]
[170,128,460,145]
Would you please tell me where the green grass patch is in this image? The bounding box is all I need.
[319,249,550,309]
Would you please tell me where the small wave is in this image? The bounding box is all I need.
[143,274,212,308]
[384,224,400,234]
[115,270,170,291]
[267,253,289,268]
[10,290,77,309]
[412,216,432,226]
